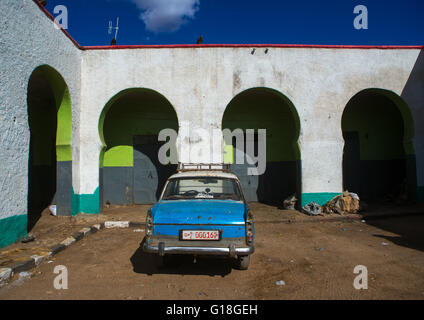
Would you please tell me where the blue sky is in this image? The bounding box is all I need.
[43,0,424,46]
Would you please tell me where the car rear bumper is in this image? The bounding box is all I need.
[143,236,254,257]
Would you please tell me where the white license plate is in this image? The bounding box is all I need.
[181,230,220,240]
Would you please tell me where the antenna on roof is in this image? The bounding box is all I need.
[108,17,120,45]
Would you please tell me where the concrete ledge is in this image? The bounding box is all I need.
[10,259,36,274]
[49,243,67,256]
[79,227,92,235]
[72,232,84,241]
[31,255,45,266]
[0,221,144,288]
[61,237,76,247]
[129,221,144,228]
[0,268,12,286]
[105,221,130,229]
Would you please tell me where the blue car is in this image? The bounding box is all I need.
[143,164,255,270]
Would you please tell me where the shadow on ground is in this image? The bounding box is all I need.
[366,214,424,252]
[130,240,233,277]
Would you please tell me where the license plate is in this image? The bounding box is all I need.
[181,230,220,241]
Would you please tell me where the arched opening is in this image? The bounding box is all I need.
[99,88,179,208]
[342,89,416,203]
[222,88,301,206]
[27,65,73,230]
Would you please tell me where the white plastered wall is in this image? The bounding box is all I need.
[79,47,422,198]
[0,0,81,221]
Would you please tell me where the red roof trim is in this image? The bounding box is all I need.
[32,0,83,50]
[33,0,423,51]
[83,44,424,50]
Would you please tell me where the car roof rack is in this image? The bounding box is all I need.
[177,163,231,172]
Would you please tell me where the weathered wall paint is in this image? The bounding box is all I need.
[78,47,424,209]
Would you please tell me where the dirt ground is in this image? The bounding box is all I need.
[1,203,424,300]
[0,205,149,268]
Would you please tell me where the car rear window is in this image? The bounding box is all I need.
[162,177,242,201]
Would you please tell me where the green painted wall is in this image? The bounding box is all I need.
[301,193,340,206]
[39,66,73,162]
[222,88,300,162]
[0,215,28,248]
[28,66,72,165]
[342,90,412,161]
[26,65,74,225]
[341,89,417,202]
[100,89,178,168]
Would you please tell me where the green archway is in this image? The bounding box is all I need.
[27,65,73,230]
[222,87,301,206]
[342,88,416,202]
[98,88,179,208]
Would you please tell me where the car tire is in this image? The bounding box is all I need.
[235,255,250,270]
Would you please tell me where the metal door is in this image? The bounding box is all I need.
[133,135,177,204]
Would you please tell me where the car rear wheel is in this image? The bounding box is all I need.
[235,255,250,270]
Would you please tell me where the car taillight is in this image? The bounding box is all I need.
[146,211,153,236]
[245,210,254,245]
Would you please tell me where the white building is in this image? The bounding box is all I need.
[0,0,423,247]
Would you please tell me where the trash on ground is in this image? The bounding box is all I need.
[275,280,286,286]
[133,229,144,233]
[48,205,57,216]
[381,242,389,246]
[322,191,360,215]
[18,272,32,279]
[21,234,35,243]
[14,272,33,285]
[283,195,297,210]
[302,202,322,216]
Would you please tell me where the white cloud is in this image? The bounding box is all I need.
[131,0,200,33]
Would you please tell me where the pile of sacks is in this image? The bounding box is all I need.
[301,191,361,216]
[322,191,360,215]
